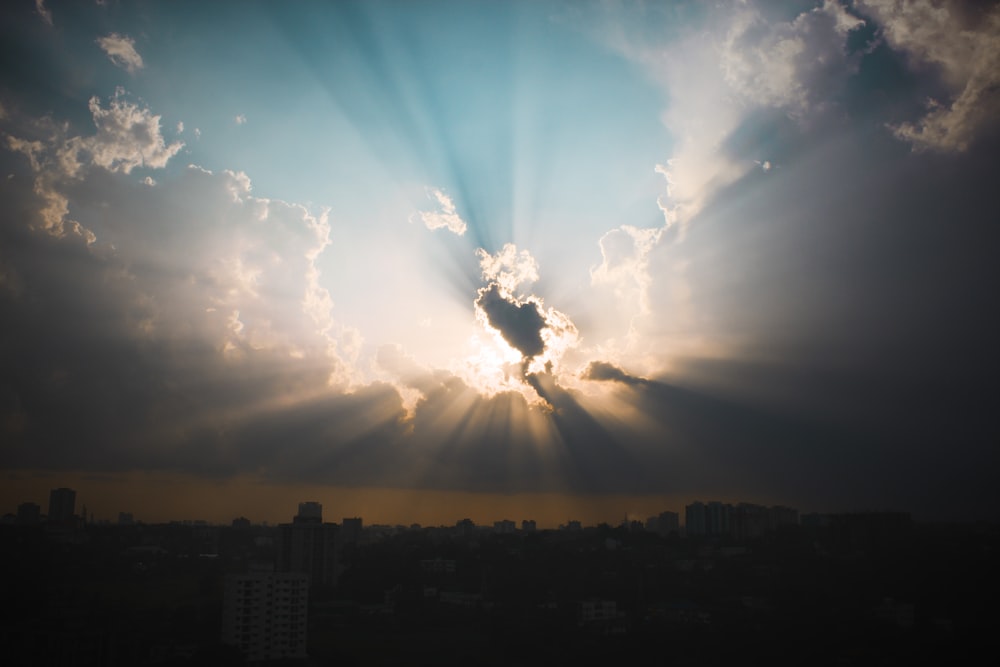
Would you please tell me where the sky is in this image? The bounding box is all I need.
[1,0,999,526]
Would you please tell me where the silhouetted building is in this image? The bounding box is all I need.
[685,501,708,536]
[118,512,134,526]
[221,567,308,662]
[296,502,323,523]
[455,518,476,538]
[521,520,536,533]
[231,516,251,529]
[16,502,41,526]
[48,487,75,523]
[278,504,339,587]
[646,511,680,536]
[493,519,516,534]
[340,517,363,544]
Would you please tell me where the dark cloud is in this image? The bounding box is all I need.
[475,282,546,361]
[581,360,649,386]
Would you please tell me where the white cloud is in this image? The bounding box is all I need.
[719,0,865,117]
[235,114,247,125]
[477,243,538,295]
[582,1,867,344]
[96,34,145,74]
[5,89,182,240]
[177,121,184,134]
[590,224,662,318]
[412,187,467,236]
[75,90,184,175]
[857,0,1000,152]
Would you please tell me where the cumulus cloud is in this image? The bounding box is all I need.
[590,224,662,317]
[4,89,183,241]
[475,283,547,362]
[720,0,865,117]
[412,187,467,236]
[77,90,184,174]
[96,33,144,74]
[583,1,869,357]
[477,242,538,294]
[471,243,579,383]
[235,114,247,125]
[857,0,1000,152]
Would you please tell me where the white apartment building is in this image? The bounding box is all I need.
[221,570,308,662]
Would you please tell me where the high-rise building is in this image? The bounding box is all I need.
[685,501,707,536]
[221,567,308,662]
[48,488,76,523]
[296,502,323,523]
[277,504,339,587]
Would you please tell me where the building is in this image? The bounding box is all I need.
[521,520,536,533]
[685,502,707,536]
[340,517,363,545]
[16,502,41,526]
[646,511,680,536]
[277,503,339,587]
[493,519,516,534]
[221,567,308,662]
[48,487,76,523]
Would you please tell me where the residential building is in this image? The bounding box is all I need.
[221,567,308,662]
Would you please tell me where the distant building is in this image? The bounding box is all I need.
[687,501,797,539]
[277,504,339,587]
[118,512,135,526]
[340,517,363,544]
[231,516,251,529]
[646,511,680,536]
[48,487,76,523]
[493,519,516,534]
[221,569,308,662]
[521,520,536,533]
[297,502,323,522]
[16,502,41,526]
[455,518,476,538]
[685,502,707,536]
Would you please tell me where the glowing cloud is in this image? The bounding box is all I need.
[857,0,1000,152]
[96,34,144,74]
[477,242,538,294]
[413,187,467,236]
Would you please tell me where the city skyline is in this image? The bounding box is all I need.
[2,1,999,526]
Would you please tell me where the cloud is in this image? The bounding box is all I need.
[475,283,547,363]
[477,242,538,294]
[590,224,662,318]
[4,89,183,241]
[412,187,467,236]
[96,34,144,74]
[77,89,184,175]
[581,361,649,387]
[856,0,1000,152]
[720,0,865,117]
[235,114,247,125]
[35,0,52,26]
